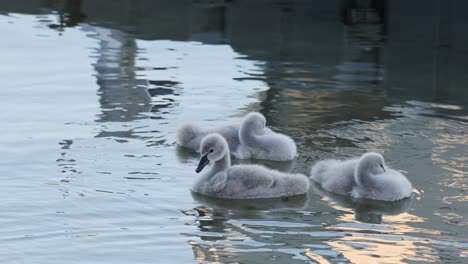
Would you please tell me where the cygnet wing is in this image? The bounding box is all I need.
[227,165,275,190]
[375,169,412,193]
[310,158,357,195]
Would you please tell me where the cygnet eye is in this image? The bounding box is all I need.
[380,164,385,172]
[209,149,214,153]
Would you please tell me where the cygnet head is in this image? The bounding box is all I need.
[243,112,266,134]
[358,152,386,175]
[196,134,229,173]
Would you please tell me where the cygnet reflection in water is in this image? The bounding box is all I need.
[191,191,308,211]
[175,145,199,164]
[176,112,297,161]
[310,152,413,201]
[310,182,413,224]
[192,133,309,199]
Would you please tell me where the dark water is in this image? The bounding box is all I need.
[0,1,467,263]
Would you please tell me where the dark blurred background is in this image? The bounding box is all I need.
[1,0,467,104]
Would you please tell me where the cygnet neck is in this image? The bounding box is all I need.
[355,161,376,188]
[211,149,231,172]
[201,145,231,181]
[240,118,263,146]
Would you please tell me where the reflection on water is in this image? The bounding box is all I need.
[191,192,309,211]
[91,26,151,124]
[0,0,467,263]
[311,182,414,224]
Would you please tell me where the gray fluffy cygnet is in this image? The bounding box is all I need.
[310,152,412,201]
[176,112,297,161]
[192,133,309,199]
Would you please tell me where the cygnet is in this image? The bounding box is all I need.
[310,152,412,201]
[176,112,297,161]
[192,133,309,199]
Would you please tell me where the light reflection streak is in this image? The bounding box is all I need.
[303,248,331,264]
[327,235,440,264]
[430,119,468,199]
[318,189,453,263]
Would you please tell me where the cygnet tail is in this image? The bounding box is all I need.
[286,174,310,196]
[176,123,203,149]
[310,161,327,182]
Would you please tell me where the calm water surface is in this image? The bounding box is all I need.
[0,1,467,263]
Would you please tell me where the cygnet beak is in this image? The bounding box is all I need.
[196,154,210,173]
